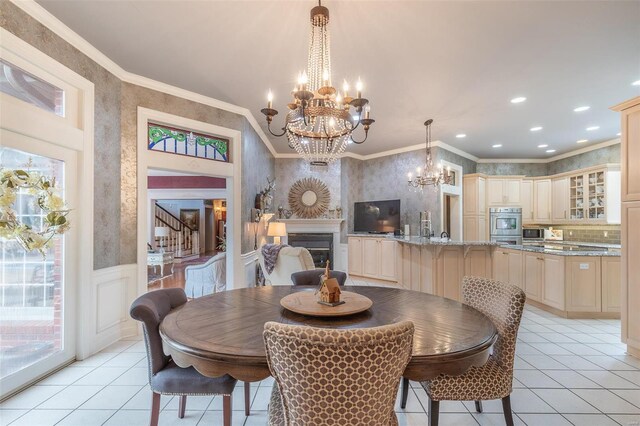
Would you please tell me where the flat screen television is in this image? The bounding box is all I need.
[354,199,401,234]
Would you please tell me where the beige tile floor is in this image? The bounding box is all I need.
[1,279,640,425]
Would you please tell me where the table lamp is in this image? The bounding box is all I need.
[155,226,170,253]
[267,222,287,245]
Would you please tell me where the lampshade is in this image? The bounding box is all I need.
[267,222,287,237]
[155,226,170,237]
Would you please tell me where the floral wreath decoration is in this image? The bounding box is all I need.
[0,165,70,255]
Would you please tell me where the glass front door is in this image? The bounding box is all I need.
[0,138,77,397]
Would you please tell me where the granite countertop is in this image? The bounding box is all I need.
[390,236,501,246]
[503,244,621,257]
[528,241,621,249]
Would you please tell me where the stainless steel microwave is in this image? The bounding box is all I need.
[522,228,544,240]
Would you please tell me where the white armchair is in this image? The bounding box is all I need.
[258,246,315,285]
[184,253,226,297]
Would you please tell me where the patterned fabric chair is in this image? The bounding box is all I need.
[184,252,226,297]
[130,288,248,426]
[290,269,347,286]
[263,321,414,426]
[419,276,526,426]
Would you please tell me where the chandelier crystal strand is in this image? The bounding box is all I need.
[407,119,453,190]
[261,1,374,166]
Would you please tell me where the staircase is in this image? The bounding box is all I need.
[154,203,200,261]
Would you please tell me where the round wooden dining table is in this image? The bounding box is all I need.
[160,286,498,382]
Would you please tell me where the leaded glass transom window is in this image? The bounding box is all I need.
[148,123,230,163]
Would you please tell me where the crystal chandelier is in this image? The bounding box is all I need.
[407,119,452,191]
[261,1,374,166]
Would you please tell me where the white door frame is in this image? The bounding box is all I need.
[0,28,94,396]
[439,160,464,240]
[136,107,242,300]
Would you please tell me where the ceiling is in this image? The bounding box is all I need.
[37,1,640,159]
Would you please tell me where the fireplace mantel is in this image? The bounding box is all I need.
[279,219,345,270]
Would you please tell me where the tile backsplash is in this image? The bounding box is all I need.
[548,225,621,244]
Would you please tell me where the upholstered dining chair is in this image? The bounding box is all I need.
[290,269,347,286]
[258,246,315,285]
[130,288,249,426]
[263,321,415,426]
[416,276,526,426]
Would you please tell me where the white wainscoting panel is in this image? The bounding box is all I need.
[242,250,258,288]
[81,264,137,359]
[337,243,348,274]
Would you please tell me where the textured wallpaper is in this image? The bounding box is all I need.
[273,158,342,216]
[547,144,621,175]
[340,157,363,242]
[476,145,620,177]
[1,1,123,270]
[1,2,275,267]
[241,118,275,253]
[121,84,275,257]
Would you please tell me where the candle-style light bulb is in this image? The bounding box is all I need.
[407,172,413,179]
[416,167,421,174]
[267,90,273,109]
[322,69,330,85]
[301,71,308,86]
[364,104,371,119]
[336,93,343,106]
[343,79,350,96]
[356,78,363,98]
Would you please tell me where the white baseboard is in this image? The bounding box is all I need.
[78,264,138,359]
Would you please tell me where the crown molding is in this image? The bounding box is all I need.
[476,138,620,164]
[9,0,622,167]
[9,0,279,158]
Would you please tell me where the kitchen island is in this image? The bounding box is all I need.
[347,234,620,318]
[492,243,620,319]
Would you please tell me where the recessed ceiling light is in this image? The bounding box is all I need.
[546,149,556,153]
[510,97,526,104]
[573,106,590,112]
[456,134,466,138]
[586,126,600,131]
[576,139,588,144]
[633,80,640,86]
[530,126,543,132]
[492,144,502,148]
[537,144,548,148]
[617,132,621,136]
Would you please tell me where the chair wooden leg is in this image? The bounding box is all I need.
[502,395,514,426]
[428,398,439,426]
[400,377,410,409]
[223,394,232,426]
[150,392,161,426]
[475,400,483,413]
[244,381,251,416]
[178,395,187,419]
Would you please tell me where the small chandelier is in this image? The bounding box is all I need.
[407,119,452,191]
[261,1,374,166]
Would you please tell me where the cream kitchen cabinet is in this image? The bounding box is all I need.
[348,237,363,275]
[612,96,640,357]
[534,179,552,223]
[348,236,397,282]
[521,179,534,223]
[463,215,487,241]
[601,257,621,313]
[552,177,570,222]
[542,254,566,311]
[493,248,523,290]
[565,256,601,313]
[463,175,486,215]
[486,177,522,206]
[524,252,543,302]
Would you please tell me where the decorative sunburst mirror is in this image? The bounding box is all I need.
[288,177,331,219]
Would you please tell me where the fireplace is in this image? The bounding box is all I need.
[288,233,333,268]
